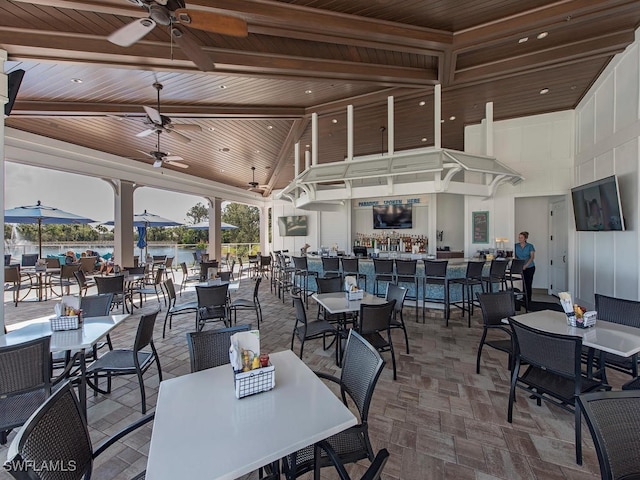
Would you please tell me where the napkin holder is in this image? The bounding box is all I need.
[560,292,596,328]
[51,296,81,331]
[229,330,275,399]
[344,276,364,300]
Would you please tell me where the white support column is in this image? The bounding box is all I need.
[311,112,318,166]
[387,96,394,155]
[112,180,135,268]
[207,197,222,261]
[260,206,269,254]
[434,84,441,149]
[347,104,354,160]
[305,150,310,170]
[0,49,8,330]
[485,102,494,157]
[294,142,300,177]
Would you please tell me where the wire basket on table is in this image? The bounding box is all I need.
[233,364,275,399]
[50,315,79,331]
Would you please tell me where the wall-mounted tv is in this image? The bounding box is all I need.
[373,204,413,229]
[278,215,308,236]
[571,175,625,231]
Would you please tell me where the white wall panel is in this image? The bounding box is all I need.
[595,72,615,144]
[436,194,464,251]
[577,233,595,304]
[614,43,639,130]
[614,231,638,299]
[595,150,614,181]
[594,231,615,298]
[578,97,595,155]
[320,208,348,252]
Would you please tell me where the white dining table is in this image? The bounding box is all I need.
[1,313,131,414]
[145,349,357,480]
[510,310,640,358]
[312,291,387,315]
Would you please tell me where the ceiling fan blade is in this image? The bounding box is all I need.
[174,9,248,37]
[136,128,156,138]
[164,155,184,161]
[143,105,163,125]
[165,160,189,169]
[165,129,191,144]
[136,149,154,158]
[171,124,202,132]
[108,18,156,47]
[153,159,164,168]
[171,26,215,72]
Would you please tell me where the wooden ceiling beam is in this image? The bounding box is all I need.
[0,28,437,87]
[11,0,144,17]
[10,101,305,118]
[454,31,633,83]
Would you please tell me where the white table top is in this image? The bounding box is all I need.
[196,279,240,290]
[511,310,640,358]
[145,350,357,480]
[0,314,130,352]
[313,291,387,314]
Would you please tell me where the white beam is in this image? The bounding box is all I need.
[434,84,441,149]
[311,112,318,166]
[387,96,394,155]
[347,104,354,161]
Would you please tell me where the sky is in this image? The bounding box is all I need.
[5,162,206,224]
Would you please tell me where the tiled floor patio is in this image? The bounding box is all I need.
[1,270,624,479]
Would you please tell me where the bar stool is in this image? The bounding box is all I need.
[448,261,485,327]
[341,257,366,291]
[395,259,419,320]
[373,258,395,297]
[422,260,449,324]
[481,259,509,292]
[291,256,318,308]
[276,253,295,302]
[506,258,528,311]
[321,256,341,279]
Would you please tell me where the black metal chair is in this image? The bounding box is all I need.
[422,260,449,324]
[577,390,640,480]
[4,266,32,306]
[395,259,419,319]
[217,271,232,282]
[358,300,397,380]
[195,283,230,331]
[0,337,51,445]
[385,283,409,354]
[230,276,263,328]
[3,381,153,480]
[508,318,606,465]
[594,293,640,377]
[448,261,485,327]
[282,330,385,480]
[476,290,515,374]
[73,269,96,297]
[506,258,528,311]
[180,261,200,295]
[131,266,166,307]
[481,259,509,292]
[276,253,295,302]
[321,256,341,278]
[199,261,219,282]
[86,309,163,414]
[50,263,80,297]
[315,276,355,330]
[186,325,251,372]
[372,258,394,297]
[313,440,390,480]
[94,274,132,314]
[162,278,198,338]
[291,295,340,365]
[80,293,114,318]
[292,256,318,308]
[20,253,38,267]
[341,257,367,291]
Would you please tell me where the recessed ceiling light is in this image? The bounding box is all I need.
[537,32,548,39]
[265,165,271,170]
[220,169,224,173]
[208,127,215,131]
[71,78,83,84]
[570,85,577,90]
[305,144,310,148]
[419,101,426,106]
[255,150,260,153]
[332,119,338,124]
[440,119,445,123]
[518,37,528,44]
[539,88,550,95]
[449,116,456,121]
[220,147,230,152]
[305,89,312,94]
[421,137,427,142]
[267,125,273,130]
[219,85,227,89]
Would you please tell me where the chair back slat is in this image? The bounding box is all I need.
[187,325,250,372]
[0,337,51,396]
[466,261,485,280]
[477,291,515,326]
[316,276,342,294]
[359,301,395,336]
[510,318,581,378]
[372,258,394,274]
[94,275,124,295]
[292,256,309,270]
[395,259,416,276]
[595,294,640,328]
[385,284,407,313]
[489,259,509,277]
[424,260,448,278]
[322,257,340,272]
[79,293,113,318]
[341,257,359,274]
[134,309,160,352]
[509,259,526,275]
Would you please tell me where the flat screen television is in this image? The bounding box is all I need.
[278,215,308,236]
[571,175,625,231]
[373,204,413,229]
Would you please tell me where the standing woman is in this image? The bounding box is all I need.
[515,231,535,307]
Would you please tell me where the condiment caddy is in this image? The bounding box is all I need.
[229,330,275,399]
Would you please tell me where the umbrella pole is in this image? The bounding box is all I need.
[38,219,42,259]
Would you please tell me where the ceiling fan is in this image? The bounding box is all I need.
[247,166,270,193]
[135,81,201,144]
[138,130,189,169]
[108,0,248,71]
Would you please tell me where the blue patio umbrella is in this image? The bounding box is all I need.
[4,200,95,258]
[105,210,181,257]
[186,221,238,231]
[137,225,147,253]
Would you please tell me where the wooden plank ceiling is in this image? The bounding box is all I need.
[2,0,639,195]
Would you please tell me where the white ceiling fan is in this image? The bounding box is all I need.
[135,81,201,144]
[138,130,188,169]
